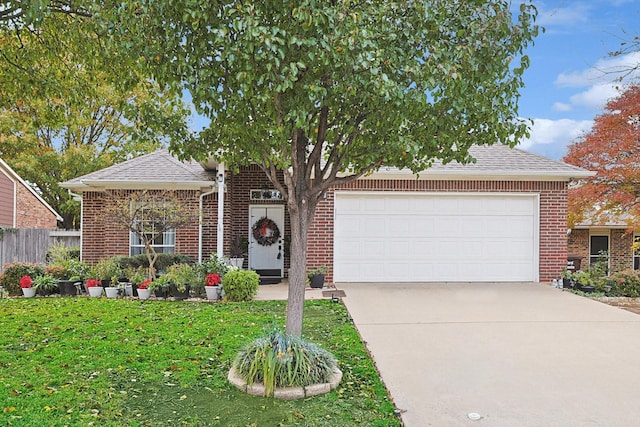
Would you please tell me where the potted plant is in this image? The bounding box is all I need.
[126,267,147,297]
[93,258,122,287]
[166,263,197,300]
[85,279,104,297]
[561,267,574,289]
[33,274,59,296]
[204,273,222,301]
[20,275,36,298]
[307,266,327,289]
[104,275,121,298]
[148,275,170,299]
[229,235,248,268]
[137,279,152,300]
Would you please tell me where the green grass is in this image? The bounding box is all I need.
[0,297,400,426]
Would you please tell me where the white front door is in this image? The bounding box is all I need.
[248,205,285,277]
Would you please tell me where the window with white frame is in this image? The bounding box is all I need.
[589,234,609,267]
[129,201,176,256]
[634,235,640,270]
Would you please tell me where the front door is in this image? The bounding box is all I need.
[248,205,284,279]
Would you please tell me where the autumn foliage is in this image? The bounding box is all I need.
[564,84,640,227]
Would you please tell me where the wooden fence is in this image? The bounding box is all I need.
[0,229,81,274]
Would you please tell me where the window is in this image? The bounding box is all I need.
[129,202,176,256]
[634,236,640,270]
[589,234,609,266]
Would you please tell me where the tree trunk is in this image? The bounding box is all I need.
[285,198,314,336]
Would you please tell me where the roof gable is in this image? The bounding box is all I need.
[61,149,216,191]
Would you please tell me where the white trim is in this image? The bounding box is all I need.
[348,168,594,182]
[0,157,63,222]
[216,163,225,259]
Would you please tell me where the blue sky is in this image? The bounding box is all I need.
[518,0,640,160]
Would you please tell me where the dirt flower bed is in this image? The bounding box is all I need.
[591,297,640,315]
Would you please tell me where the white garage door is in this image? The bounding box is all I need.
[333,192,539,282]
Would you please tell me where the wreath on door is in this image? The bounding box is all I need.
[251,216,281,246]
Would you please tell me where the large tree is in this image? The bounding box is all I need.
[564,84,640,227]
[0,1,193,229]
[106,0,540,336]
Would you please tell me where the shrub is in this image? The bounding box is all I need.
[45,243,80,264]
[233,330,338,397]
[201,253,229,276]
[166,263,199,292]
[0,263,46,296]
[222,270,259,302]
[92,258,122,281]
[115,254,194,274]
[608,270,640,297]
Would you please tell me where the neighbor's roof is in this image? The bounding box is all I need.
[60,149,216,192]
[0,157,64,222]
[364,144,594,181]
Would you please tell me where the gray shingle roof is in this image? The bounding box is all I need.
[370,144,593,180]
[60,149,216,191]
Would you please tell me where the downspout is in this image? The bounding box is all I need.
[216,163,225,259]
[67,190,83,260]
[198,184,217,264]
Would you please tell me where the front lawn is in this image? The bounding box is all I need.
[0,298,400,426]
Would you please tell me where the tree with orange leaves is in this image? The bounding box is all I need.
[563,84,640,227]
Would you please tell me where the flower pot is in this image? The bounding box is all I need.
[309,274,325,289]
[229,258,244,268]
[169,284,191,300]
[105,287,120,298]
[58,280,80,296]
[137,288,151,300]
[205,285,221,301]
[87,286,103,297]
[22,287,36,298]
[154,288,168,299]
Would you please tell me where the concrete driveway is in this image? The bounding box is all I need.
[339,282,640,427]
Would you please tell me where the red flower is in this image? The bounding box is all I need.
[86,279,102,288]
[20,275,32,288]
[206,273,221,286]
[138,279,151,290]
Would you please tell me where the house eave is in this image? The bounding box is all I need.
[356,169,596,181]
[60,180,217,192]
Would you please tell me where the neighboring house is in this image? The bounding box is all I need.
[0,157,62,228]
[568,218,639,275]
[60,145,592,283]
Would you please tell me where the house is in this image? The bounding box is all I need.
[0,157,62,228]
[60,145,592,283]
[568,217,639,275]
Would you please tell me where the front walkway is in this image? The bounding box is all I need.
[339,282,640,427]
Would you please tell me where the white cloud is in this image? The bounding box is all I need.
[518,118,593,159]
[552,102,572,112]
[555,51,640,87]
[569,83,622,109]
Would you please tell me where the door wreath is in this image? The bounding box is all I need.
[252,216,281,246]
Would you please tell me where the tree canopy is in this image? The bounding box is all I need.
[0,1,193,229]
[106,0,540,336]
[564,84,640,228]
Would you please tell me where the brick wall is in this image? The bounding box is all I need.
[308,179,568,283]
[82,190,202,265]
[15,180,58,229]
[568,229,635,274]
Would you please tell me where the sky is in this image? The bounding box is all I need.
[517,0,640,160]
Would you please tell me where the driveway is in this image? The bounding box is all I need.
[339,282,640,427]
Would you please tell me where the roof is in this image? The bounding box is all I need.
[365,144,594,181]
[0,157,63,222]
[60,149,217,192]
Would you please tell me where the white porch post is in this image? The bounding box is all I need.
[216,163,225,258]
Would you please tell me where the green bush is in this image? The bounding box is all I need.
[166,263,199,292]
[0,263,46,296]
[45,243,80,264]
[233,330,338,397]
[608,270,640,297]
[222,270,259,302]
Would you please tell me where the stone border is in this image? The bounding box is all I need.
[227,366,342,400]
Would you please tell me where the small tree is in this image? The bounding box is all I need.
[100,190,197,279]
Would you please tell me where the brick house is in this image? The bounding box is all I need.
[61,145,592,283]
[568,219,640,275]
[0,157,62,228]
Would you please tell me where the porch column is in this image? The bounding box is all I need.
[216,163,225,258]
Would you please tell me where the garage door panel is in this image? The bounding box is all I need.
[334,193,538,282]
